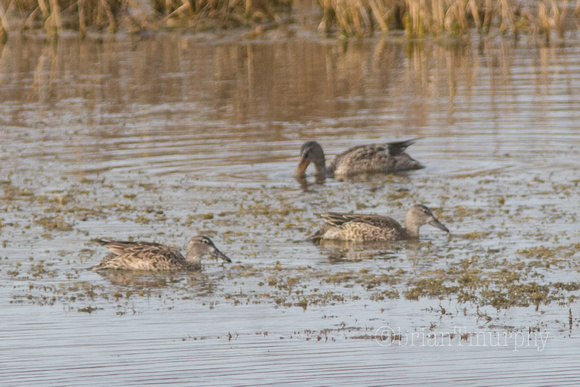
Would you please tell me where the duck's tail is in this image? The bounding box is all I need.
[386,138,420,156]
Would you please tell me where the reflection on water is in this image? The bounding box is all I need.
[94,269,229,293]
[295,174,326,191]
[1,33,580,384]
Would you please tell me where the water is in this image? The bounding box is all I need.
[1,33,579,385]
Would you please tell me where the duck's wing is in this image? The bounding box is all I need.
[386,138,418,156]
[334,144,387,164]
[320,212,402,230]
[95,240,184,267]
[329,140,424,175]
[327,144,388,175]
[336,139,420,161]
[97,240,160,256]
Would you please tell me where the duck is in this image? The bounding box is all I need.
[307,204,449,242]
[93,235,231,271]
[295,138,425,177]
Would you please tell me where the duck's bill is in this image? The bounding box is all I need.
[295,157,310,176]
[211,248,232,263]
[429,218,450,233]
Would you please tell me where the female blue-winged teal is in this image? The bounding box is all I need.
[295,139,425,177]
[307,204,449,242]
[93,235,231,271]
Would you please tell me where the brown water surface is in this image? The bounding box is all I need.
[1,33,579,385]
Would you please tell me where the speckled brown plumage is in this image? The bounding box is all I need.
[295,139,425,177]
[93,236,231,272]
[307,204,449,242]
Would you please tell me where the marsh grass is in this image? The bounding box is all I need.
[1,0,292,37]
[0,0,576,38]
[318,0,576,38]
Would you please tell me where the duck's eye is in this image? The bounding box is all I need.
[202,238,209,244]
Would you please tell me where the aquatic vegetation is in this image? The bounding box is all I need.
[34,215,74,232]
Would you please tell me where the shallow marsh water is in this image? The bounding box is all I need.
[1,33,580,385]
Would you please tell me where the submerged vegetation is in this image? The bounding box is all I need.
[2,165,579,332]
[0,0,578,39]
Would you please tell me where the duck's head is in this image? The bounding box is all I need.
[406,204,449,236]
[186,236,232,263]
[295,141,326,176]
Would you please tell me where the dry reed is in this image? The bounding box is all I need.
[0,0,291,37]
[318,0,577,38]
[0,0,576,38]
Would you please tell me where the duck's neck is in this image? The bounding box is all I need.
[185,249,203,270]
[185,256,201,270]
[312,155,326,176]
[404,216,421,238]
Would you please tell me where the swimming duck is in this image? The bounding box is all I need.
[295,139,425,177]
[307,204,449,242]
[93,235,231,271]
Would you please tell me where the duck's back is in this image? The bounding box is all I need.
[328,145,388,176]
[94,240,187,271]
[327,141,423,176]
[312,212,407,241]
